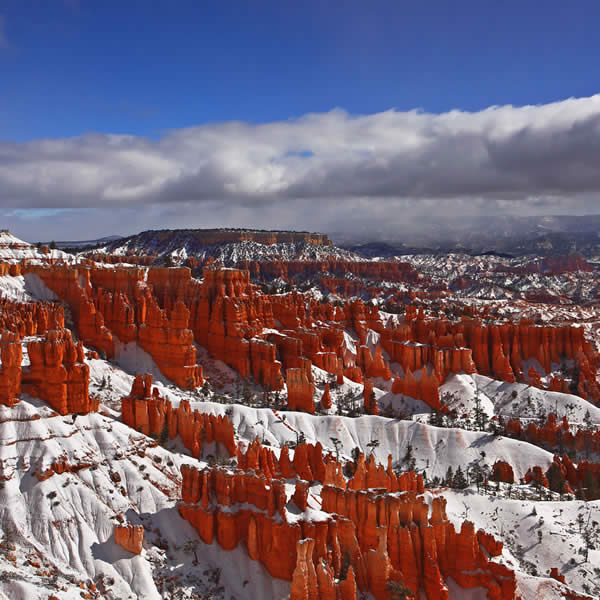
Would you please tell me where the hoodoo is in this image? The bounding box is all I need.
[0,223,598,598]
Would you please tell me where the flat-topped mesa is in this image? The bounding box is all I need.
[23,329,98,415]
[121,374,236,456]
[172,228,331,246]
[108,229,331,257]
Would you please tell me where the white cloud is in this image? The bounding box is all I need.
[2,95,600,227]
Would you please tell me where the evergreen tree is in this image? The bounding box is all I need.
[387,580,415,600]
[546,462,566,495]
[403,443,416,471]
[584,470,600,500]
[473,390,488,431]
[158,417,169,446]
[330,437,342,462]
[367,439,380,456]
[444,466,454,487]
[453,466,468,489]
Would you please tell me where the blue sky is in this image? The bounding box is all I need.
[2,0,599,140]
[1,1,600,240]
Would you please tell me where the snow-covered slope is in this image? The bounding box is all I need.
[0,231,74,263]
[96,229,359,265]
[0,273,59,303]
[0,345,595,599]
[0,394,288,600]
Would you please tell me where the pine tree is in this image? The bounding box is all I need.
[330,437,342,462]
[367,439,380,456]
[453,466,468,489]
[445,466,454,487]
[387,580,415,600]
[403,443,416,471]
[473,390,488,431]
[546,462,566,495]
[158,417,169,446]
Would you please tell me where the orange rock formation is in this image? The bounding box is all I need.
[114,523,144,554]
[121,374,236,456]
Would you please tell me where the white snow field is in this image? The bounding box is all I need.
[0,345,592,599]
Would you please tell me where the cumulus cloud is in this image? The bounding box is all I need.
[2,95,600,234]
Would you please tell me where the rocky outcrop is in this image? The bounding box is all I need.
[496,253,593,275]
[19,263,600,408]
[505,414,600,456]
[0,298,64,338]
[492,461,515,484]
[137,294,203,388]
[0,326,97,414]
[23,329,98,415]
[35,457,94,481]
[363,380,378,415]
[24,264,204,389]
[320,383,332,410]
[121,374,236,456]
[238,259,420,286]
[0,331,22,407]
[287,368,315,413]
[114,523,144,554]
[179,460,516,600]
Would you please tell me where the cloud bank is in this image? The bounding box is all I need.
[2,95,600,238]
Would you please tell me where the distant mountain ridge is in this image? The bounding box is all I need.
[44,235,124,249]
[335,214,600,259]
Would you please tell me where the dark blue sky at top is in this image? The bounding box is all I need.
[2,0,599,141]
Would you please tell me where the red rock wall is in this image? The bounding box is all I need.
[23,264,204,389]
[287,368,315,413]
[19,264,600,408]
[0,298,64,338]
[23,329,98,415]
[121,374,236,456]
[237,259,420,285]
[0,331,22,407]
[0,327,97,415]
[505,414,600,456]
[114,523,144,554]
[179,459,516,600]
